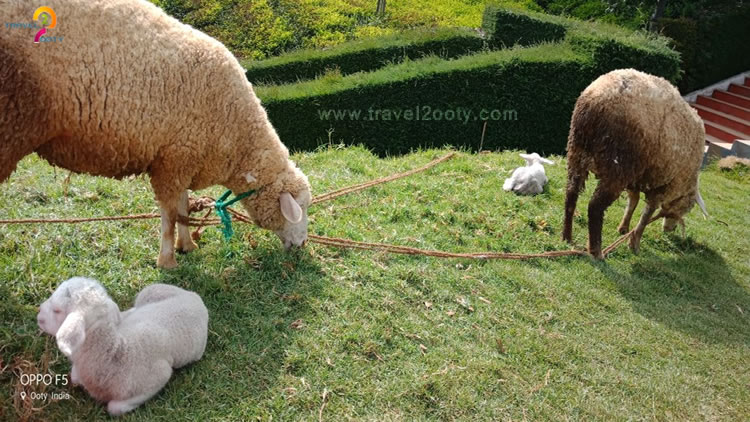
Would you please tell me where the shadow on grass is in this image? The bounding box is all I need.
[594,237,750,346]
[145,243,327,419]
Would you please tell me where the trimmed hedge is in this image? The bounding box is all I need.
[243,28,487,85]
[256,7,680,156]
[482,4,567,47]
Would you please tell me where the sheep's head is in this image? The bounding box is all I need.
[661,189,708,232]
[46,278,121,358]
[38,277,108,336]
[240,162,312,250]
[520,153,554,166]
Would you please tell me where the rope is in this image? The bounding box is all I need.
[0,152,652,260]
[308,234,586,260]
[213,189,256,240]
[311,152,456,204]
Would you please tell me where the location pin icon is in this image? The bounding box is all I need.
[20,391,27,400]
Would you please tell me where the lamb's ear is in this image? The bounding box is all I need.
[696,190,708,218]
[540,157,555,165]
[56,311,86,357]
[280,192,302,223]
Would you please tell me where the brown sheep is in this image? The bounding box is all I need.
[1,0,311,268]
[562,69,707,259]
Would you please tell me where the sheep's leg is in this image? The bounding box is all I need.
[617,190,640,234]
[156,202,179,269]
[107,361,172,416]
[587,184,620,259]
[562,172,586,243]
[176,190,198,253]
[629,202,656,255]
[70,364,80,385]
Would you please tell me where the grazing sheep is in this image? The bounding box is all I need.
[503,153,555,195]
[44,278,208,416]
[1,0,311,268]
[562,69,708,259]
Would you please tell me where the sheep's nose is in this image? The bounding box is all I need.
[37,315,45,324]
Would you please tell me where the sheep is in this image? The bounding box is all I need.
[1,0,312,268]
[502,153,555,195]
[42,277,208,416]
[562,68,708,259]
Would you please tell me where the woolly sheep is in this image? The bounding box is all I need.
[1,0,311,268]
[40,278,208,416]
[562,69,708,259]
[502,153,555,195]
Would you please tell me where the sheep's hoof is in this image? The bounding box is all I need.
[176,238,198,253]
[156,254,178,269]
[628,236,641,254]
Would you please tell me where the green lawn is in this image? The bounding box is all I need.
[1,146,749,420]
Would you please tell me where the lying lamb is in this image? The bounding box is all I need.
[39,277,208,416]
[503,153,555,195]
[562,69,708,259]
[2,0,311,268]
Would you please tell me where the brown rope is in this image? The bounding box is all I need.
[308,234,586,260]
[0,151,651,260]
[311,152,456,204]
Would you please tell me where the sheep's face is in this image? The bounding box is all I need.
[241,164,312,250]
[37,277,104,336]
[661,193,696,232]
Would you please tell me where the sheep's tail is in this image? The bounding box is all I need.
[562,146,588,243]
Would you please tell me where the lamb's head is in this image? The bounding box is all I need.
[38,277,109,336]
[40,278,120,357]
[661,188,708,232]
[240,162,312,250]
[520,153,554,167]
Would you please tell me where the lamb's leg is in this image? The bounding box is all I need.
[176,190,198,252]
[107,361,172,416]
[629,202,656,254]
[562,171,586,243]
[587,184,620,259]
[617,190,640,234]
[157,201,179,269]
[70,364,80,385]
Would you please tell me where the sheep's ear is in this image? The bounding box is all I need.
[56,311,86,357]
[696,190,708,218]
[540,157,554,165]
[280,192,302,223]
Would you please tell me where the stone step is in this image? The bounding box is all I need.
[714,90,750,109]
[704,120,746,143]
[732,140,750,158]
[728,83,750,98]
[705,135,733,160]
[691,103,750,136]
[696,95,750,121]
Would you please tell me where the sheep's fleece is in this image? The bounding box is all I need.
[38,277,208,416]
[562,68,707,259]
[1,0,312,268]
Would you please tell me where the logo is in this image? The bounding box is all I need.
[33,6,56,43]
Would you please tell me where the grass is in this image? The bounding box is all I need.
[1,146,749,420]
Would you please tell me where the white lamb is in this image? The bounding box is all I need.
[502,153,555,195]
[39,278,208,416]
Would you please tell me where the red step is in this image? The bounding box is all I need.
[728,83,750,98]
[691,104,750,136]
[704,121,745,143]
[745,77,750,87]
[696,95,750,121]
[714,90,750,109]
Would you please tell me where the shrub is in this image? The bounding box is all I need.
[244,28,487,85]
[256,7,679,156]
[481,3,567,47]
